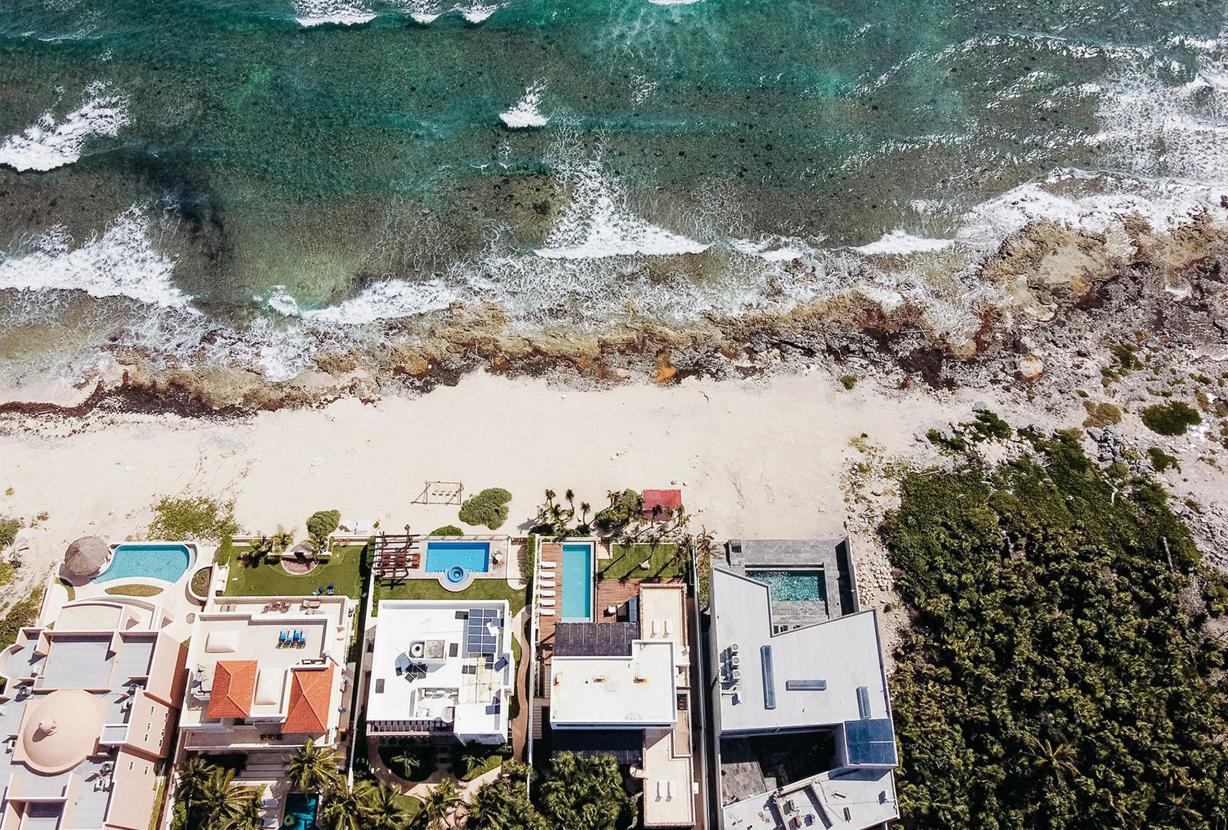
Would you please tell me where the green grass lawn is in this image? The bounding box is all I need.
[598,543,685,581]
[224,544,366,599]
[373,577,528,616]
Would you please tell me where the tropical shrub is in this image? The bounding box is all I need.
[881,430,1228,828]
[0,517,19,551]
[148,495,238,541]
[537,752,634,830]
[306,509,341,546]
[431,525,464,536]
[1141,401,1202,435]
[593,489,642,533]
[459,488,512,530]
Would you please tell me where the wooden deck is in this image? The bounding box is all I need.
[536,542,564,645]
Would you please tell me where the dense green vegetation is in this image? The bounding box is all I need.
[0,588,42,652]
[1141,401,1202,436]
[1147,446,1180,472]
[306,509,341,547]
[593,489,642,533]
[148,495,239,541]
[459,487,513,530]
[468,754,634,830]
[430,525,464,536]
[927,410,1013,453]
[171,757,261,830]
[0,517,19,551]
[882,430,1228,828]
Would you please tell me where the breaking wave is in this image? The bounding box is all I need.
[294,0,376,27]
[500,82,549,129]
[0,82,129,173]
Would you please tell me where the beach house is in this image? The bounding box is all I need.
[707,539,899,830]
[177,595,352,755]
[366,600,513,746]
[0,597,187,830]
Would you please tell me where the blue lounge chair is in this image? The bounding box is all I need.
[313,586,324,596]
[278,630,287,646]
[297,630,306,646]
[326,584,335,595]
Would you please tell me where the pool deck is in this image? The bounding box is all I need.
[725,538,856,625]
[372,534,512,587]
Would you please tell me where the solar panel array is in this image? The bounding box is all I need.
[844,718,898,766]
[464,607,502,656]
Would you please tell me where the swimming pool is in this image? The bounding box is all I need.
[283,793,318,830]
[94,543,194,583]
[561,542,594,621]
[747,569,826,602]
[425,541,491,575]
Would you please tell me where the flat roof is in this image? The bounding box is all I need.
[551,640,677,728]
[39,636,113,689]
[368,600,512,741]
[711,567,891,734]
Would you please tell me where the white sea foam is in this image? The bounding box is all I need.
[303,279,456,325]
[536,157,708,259]
[294,0,376,27]
[731,237,813,262]
[0,206,191,310]
[458,2,499,23]
[647,0,703,5]
[853,230,954,256]
[0,83,129,173]
[401,0,441,23]
[500,82,549,129]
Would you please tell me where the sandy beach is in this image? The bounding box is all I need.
[3,367,1226,640]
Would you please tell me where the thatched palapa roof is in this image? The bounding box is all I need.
[62,536,110,578]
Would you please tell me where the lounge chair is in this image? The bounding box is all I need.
[540,561,557,569]
[664,619,673,637]
[651,619,660,637]
[313,586,324,596]
[327,584,335,595]
[538,608,555,616]
[278,630,288,646]
[539,599,555,607]
[539,589,556,597]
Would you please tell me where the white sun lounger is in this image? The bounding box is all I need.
[651,619,659,637]
[664,619,673,637]
[540,561,557,569]
[538,608,555,616]
[539,599,555,607]
[539,578,556,587]
[538,589,556,597]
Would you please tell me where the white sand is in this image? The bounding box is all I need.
[0,373,981,593]
[5,369,1221,634]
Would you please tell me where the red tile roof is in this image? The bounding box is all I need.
[208,660,257,719]
[641,489,682,519]
[282,664,335,735]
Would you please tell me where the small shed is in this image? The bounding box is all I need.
[641,489,682,520]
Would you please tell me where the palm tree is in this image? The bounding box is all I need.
[389,747,421,781]
[272,526,294,554]
[1026,736,1079,790]
[421,779,462,830]
[318,782,364,830]
[285,738,341,793]
[199,768,260,829]
[174,756,213,808]
[358,780,415,829]
[220,787,264,830]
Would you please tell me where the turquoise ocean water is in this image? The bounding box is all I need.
[0,0,1224,387]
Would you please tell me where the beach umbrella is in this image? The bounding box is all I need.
[62,536,110,578]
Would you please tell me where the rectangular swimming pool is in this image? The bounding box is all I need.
[425,540,491,574]
[561,542,594,621]
[747,569,826,602]
[95,543,194,583]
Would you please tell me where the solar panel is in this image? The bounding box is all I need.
[844,718,898,766]
[464,608,502,656]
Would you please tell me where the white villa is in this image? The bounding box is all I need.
[367,600,513,746]
[709,539,899,830]
[178,595,352,753]
[547,584,697,828]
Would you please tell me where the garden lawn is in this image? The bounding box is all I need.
[373,578,528,615]
[598,543,684,581]
[224,544,366,599]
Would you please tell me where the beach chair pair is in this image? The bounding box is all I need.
[311,584,336,596]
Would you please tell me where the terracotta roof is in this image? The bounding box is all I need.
[282,664,335,735]
[208,660,257,719]
[641,489,682,518]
